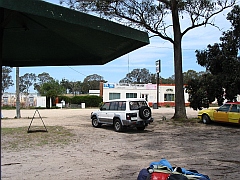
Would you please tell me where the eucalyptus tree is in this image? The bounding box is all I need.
[2,66,14,94]
[34,72,54,93]
[82,74,105,94]
[119,68,155,84]
[187,5,240,110]
[60,0,236,119]
[19,73,37,95]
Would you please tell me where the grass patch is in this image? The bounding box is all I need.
[1,126,75,151]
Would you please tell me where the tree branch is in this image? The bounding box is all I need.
[182,0,236,37]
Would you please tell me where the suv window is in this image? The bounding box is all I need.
[109,101,118,110]
[129,101,147,110]
[118,101,126,111]
[101,102,110,110]
[102,101,126,111]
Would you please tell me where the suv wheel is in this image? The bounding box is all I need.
[92,117,102,128]
[139,106,151,120]
[114,119,123,132]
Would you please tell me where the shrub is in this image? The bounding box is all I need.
[59,95,102,108]
[165,104,171,107]
[58,96,71,104]
[2,105,15,110]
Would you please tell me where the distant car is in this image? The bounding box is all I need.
[90,98,154,132]
[198,102,240,124]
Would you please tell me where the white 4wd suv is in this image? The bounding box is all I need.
[91,98,154,132]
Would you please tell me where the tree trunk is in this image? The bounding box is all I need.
[171,0,187,119]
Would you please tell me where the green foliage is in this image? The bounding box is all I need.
[182,70,205,84]
[71,95,102,107]
[58,96,72,104]
[34,72,54,93]
[165,104,171,108]
[187,5,240,110]
[2,105,15,110]
[81,74,106,94]
[19,73,37,95]
[2,66,14,93]
[37,79,65,108]
[50,106,61,109]
[161,75,175,84]
[60,79,82,95]
[38,79,65,98]
[119,68,156,84]
[34,106,47,109]
[189,73,225,105]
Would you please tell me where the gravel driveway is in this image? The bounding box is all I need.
[1,107,240,180]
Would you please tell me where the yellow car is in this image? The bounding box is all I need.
[198,102,240,124]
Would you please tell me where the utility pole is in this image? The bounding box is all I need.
[156,60,161,109]
[16,67,21,118]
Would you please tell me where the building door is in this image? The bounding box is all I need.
[141,94,148,102]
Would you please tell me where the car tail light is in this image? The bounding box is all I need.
[126,113,137,120]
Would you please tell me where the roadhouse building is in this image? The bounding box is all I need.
[100,82,190,107]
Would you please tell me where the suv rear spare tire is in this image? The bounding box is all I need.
[139,106,151,120]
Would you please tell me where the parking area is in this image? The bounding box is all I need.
[1,108,240,179]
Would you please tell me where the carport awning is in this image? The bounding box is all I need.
[0,0,149,67]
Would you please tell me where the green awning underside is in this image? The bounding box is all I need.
[0,0,149,67]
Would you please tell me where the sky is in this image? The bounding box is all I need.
[6,0,237,93]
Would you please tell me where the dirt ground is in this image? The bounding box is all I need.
[1,107,240,180]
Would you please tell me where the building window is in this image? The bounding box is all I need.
[141,94,148,101]
[164,94,174,101]
[126,93,137,98]
[109,93,120,100]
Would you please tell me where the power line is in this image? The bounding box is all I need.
[147,45,197,50]
[67,66,88,77]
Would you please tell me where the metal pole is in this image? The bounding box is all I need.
[157,72,159,109]
[16,67,21,118]
[156,60,161,109]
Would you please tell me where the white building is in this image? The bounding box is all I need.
[89,90,100,96]
[2,92,39,107]
[100,83,240,107]
[1,93,47,108]
[100,83,190,107]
